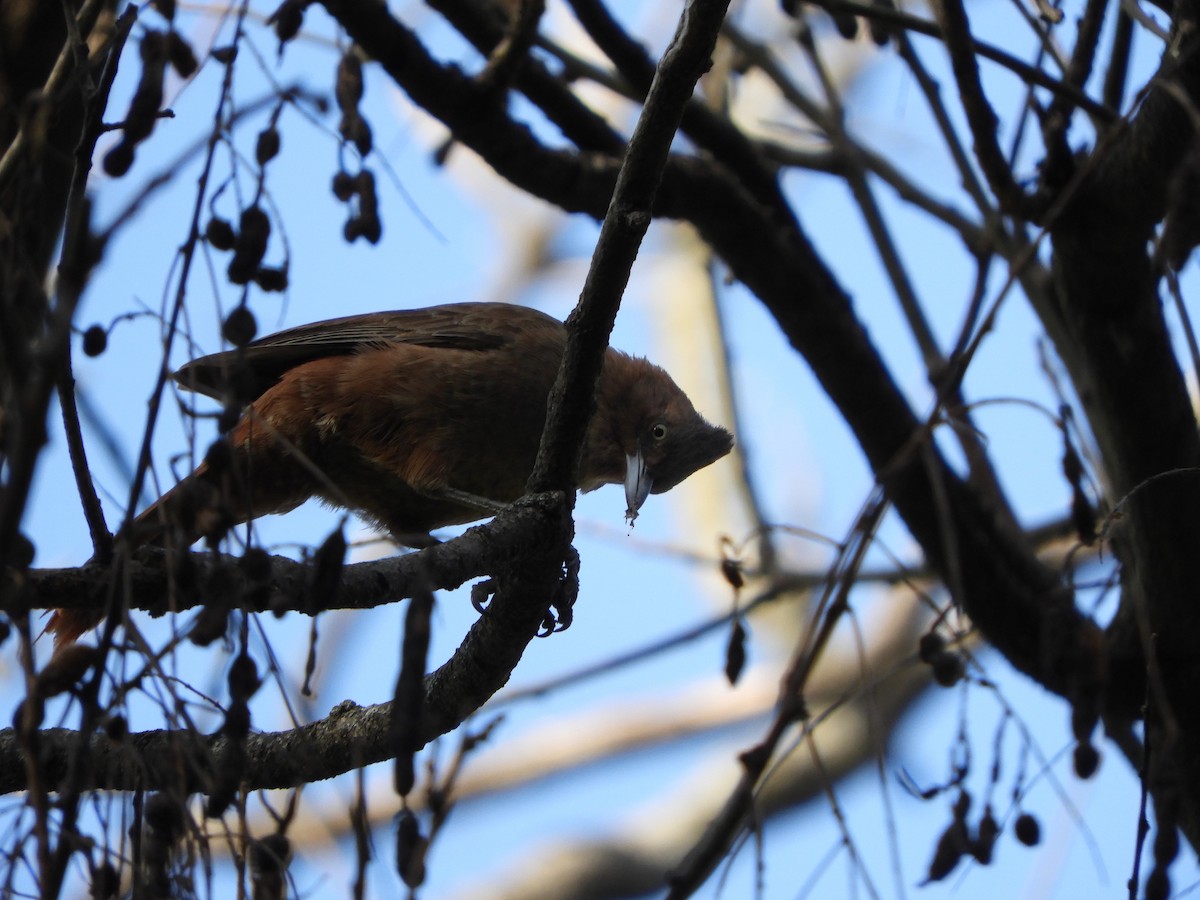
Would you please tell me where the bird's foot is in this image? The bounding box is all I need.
[471,578,496,615]
[539,545,579,636]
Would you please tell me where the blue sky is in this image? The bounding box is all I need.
[6,0,1193,897]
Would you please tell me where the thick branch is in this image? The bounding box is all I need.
[1039,0,1200,847]
[8,493,564,621]
[1,493,572,794]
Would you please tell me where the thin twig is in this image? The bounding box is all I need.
[801,0,1115,121]
[37,6,138,893]
[666,491,889,896]
[564,0,793,224]
[722,26,986,250]
[930,0,1027,212]
[1040,0,1109,182]
[57,362,112,560]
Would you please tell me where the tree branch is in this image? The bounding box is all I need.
[930,0,1027,212]
[318,0,1098,722]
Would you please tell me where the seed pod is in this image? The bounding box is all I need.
[270,0,306,48]
[972,806,999,864]
[336,52,364,111]
[358,210,382,244]
[1073,740,1100,778]
[352,117,373,157]
[228,652,261,702]
[339,111,373,157]
[205,216,236,250]
[355,169,381,243]
[930,650,965,687]
[256,126,281,165]
[1154,825,1180,867]
[222,305,258,348]
[1146,866,1171,900]
[720,557,744,590]
[239,203,272,244]
[104,32,169,176]
[354,168,376,196]
[725,618,747,685]
[102,142,136,178]
[831,11,858,38]
[923,818,969,883]
[918,630,944,662]
[867,0,894,46]
[252,266,289,293]
[189,603,229,646]
[1014,812,1040,846]
[395,810,428,888]
[331,170,356,201]
[82,324,108,357]
[228,206,271,284]
[166,32,198,77]
[307,526,347,613]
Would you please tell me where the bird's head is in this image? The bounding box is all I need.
[581,353,733,522]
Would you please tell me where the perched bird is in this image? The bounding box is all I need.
[48,302,732,644]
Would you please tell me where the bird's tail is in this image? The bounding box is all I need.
[42,608,103,648]
[42,473,209,648]
[43,446,306,648]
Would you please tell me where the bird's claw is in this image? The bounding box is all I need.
[470,578,496,615]
[551,546,580,633]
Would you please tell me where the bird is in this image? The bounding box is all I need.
[47,302,733,644]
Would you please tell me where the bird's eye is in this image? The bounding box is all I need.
[650,423,668,442]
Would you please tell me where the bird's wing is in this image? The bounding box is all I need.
[175,303,559,400]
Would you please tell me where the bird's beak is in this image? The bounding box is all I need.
[624,451,652,524]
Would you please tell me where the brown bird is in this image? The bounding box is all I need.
[48,302,732,644]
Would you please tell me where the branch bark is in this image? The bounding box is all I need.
[1035,0,1200,847]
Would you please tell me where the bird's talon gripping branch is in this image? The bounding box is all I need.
[470,578,496,615]
[549,546,580,632]
[46,303,732,645]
